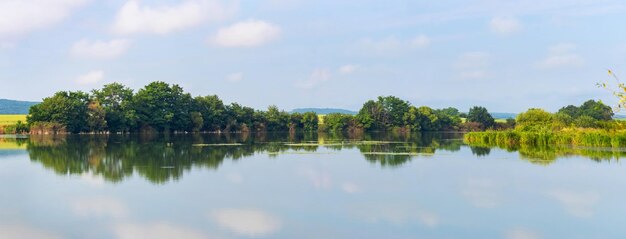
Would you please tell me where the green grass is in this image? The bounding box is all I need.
[0,115,27,126]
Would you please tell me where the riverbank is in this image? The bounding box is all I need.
[464,129,626,148]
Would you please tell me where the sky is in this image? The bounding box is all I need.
[0,0,625,113]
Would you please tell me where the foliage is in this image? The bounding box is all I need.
[132,82,194,132]
[557,100,613,121]
[301,112,319,131]
[91,83,135,132]
[467,106,495,129]
[323,113,356,132]
[28,91,91,133]
[515,108,553,132]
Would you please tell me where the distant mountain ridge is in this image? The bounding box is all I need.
[489,112,517,119]
[0,99,39,114]
[291,108,357,115]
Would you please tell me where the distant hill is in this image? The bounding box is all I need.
[490,112,517,119]
[0,99,39,114]
[291,108,357,115]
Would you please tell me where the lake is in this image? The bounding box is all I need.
[1,132,625,239]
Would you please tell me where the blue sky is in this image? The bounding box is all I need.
[0,0,625,113]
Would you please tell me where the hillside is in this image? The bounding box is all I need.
[0,99,38,114]
[291,108,357,115]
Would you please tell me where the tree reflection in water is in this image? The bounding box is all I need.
[17,132,464,184]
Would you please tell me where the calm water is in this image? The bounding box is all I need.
[1,133,625,239]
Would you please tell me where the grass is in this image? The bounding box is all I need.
[0,115,27,126]
[464,129,626,148]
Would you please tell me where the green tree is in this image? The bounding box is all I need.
[132,82,194,132]
[580,100,613,121]
[515,108,553,131]
[28,91,91,133]
[357,96,410,130]
[87,100,107,132]
[193,95,225,131]
[467,106,495,129]
[301,112,319,131]
[91,83,135,132]
[265,105,290,131]
[324,113,354,131]
[558,100,613,121]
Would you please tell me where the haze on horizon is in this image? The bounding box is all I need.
[0,0,625,113]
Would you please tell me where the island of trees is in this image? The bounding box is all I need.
[19,81,502,134]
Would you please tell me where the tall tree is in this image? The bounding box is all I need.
[92,83,135,132]
[193,95,225,131]
[132,82,193,132]
[467,106,495,129]
[28,91,91,133]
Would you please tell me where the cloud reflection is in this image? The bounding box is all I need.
[462,178,502,208]
[548,190,599,218]
[341,182,360,194]
[350,204,440,227]
[212,209,281,237]
[71,197,129,219]
[114,222,211,239]
[505,228,541,239]
[0,224,62,239]
[298,168,332,190]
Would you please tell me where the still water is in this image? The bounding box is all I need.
[0,133,625,239]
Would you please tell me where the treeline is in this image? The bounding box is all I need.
[321,96,505,132]
[26,82,501,134]
[28,82,319,134]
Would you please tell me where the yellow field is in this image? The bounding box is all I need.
[0,115,27,126]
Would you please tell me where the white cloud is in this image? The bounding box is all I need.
[505,228,541,239]
[353,34,432,55]
[548,190,599,218]
[538,43,585,69]
[112,0,236,35]
[226,72,243,82]
[211,20,281,48]
[489,16,522,36]
[411,34,431,48]
[71,197,129,219]
[0,0,87,38]
[212,209,281,236]
[71,39,131,59]
[115,222,209,239]
[462,178,502,208]
[0,224,62,239]
[455,52,492,80]
[76,70,104,85]
[296,68,332,89]
[338,64,359,75]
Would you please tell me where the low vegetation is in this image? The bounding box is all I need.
[465,100,625,148]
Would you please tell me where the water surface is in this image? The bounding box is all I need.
[0,133,625,239]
